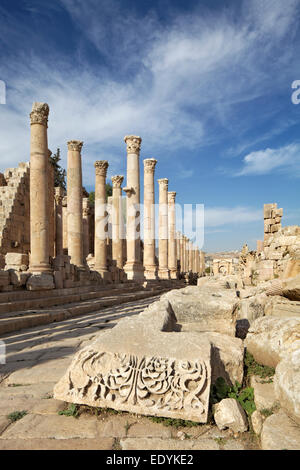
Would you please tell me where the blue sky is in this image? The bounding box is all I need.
[0,0,299,252]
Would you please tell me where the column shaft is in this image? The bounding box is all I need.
[158,178,170,279]
[111,175,124,269]
[168,191,177,279]
[143,159,158,280]
[94,161,109,276]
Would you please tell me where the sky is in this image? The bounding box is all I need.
[0,0,299,252]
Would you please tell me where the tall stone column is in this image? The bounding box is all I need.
[123,136,144,281]
[82,198,91,260]
[143,159,158,280]
[111,175,124,269]
[158,178,170,279]
[67,140,85,268]
[29,102,51,273]
[48,151,55,259]
[94,161,109,277]
[180,233,185,274]
[168,191,177,279]
[185,238,189,272]
[54,187,64,258]
[176,231,181,274]
[189,241,194,272]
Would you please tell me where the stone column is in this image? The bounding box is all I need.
[193,247,198,275]
[82,198,90,260]
[48,150,55,259]
[111,175,124,269]
[123,136,144,281]
[168,191,177,279]
[94,161,109,277]
[189,241,193,272]
[143,159,158,280]
[67,140,85,268]
[54,187,64,258]
[158,178,170,279]
[29,102,51,273]
[180,233,185,274]
[176,231,181,274]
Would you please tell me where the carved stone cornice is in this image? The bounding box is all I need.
[168,191,176,203]
[111,175,124,189]
[94,160,109,177]
[158,178,168,189]
[144,158,157,173]
[67,140,83,152]
[124,135,142,155]
[30,102,49,127]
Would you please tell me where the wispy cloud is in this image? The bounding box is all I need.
[0,0,299,183]
[236,143,300,176]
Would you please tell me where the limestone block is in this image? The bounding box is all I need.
[54,303,212,423]
[271,224,280,233]
[161,286,239,337]
[26,273,55,291]
[282,274,300,301]
[250,376,278,411]
[245,316,300,368]
[267,251,282,260]
[213,398,248,432]
[274,350,300,425]
[265,279,283,296]
[237,293,267,324]
[264,296,300,318]
[204,332,244,386]
[8,270,30,287]
[0,270,10,287]
[5,252,29,267]
[261,410,300,450]
[251,410,263,435]
[54,271,64,289]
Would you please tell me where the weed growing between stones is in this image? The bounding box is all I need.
[7,410,27,422]
[148,416,199,428]
[244,351,275,380]
[58,403,79,418]
[210,377,256,416]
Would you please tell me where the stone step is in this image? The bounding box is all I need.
[0,283,142,314]
[0,286,172,335]
[0,281,139,304]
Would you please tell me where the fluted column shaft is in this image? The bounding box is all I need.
[158,178,170,279]
[168,191,177,279]
[123,136,144,281]
[94,161,109,275]
[111,175,124,269]
[143,159,158,279]
[29,102,51,273]
[67,140,84,268]
[54,187,64,258]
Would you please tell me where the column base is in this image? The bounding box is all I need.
[144,265,158,280]
[169,269,178,280]
[158,268,170,280]
[29,264,52,274]
[123,262,145,281]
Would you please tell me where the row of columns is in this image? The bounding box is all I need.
[29,103,205,280]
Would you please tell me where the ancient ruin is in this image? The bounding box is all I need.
[0,102,299,451]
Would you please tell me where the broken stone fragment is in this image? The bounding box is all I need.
[213,398,248,433]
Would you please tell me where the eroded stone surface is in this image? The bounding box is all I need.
[261,410,300,450]
[274,350,300,425]
[213,398,248,433]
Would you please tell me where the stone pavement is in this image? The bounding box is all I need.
[0,296,259,450]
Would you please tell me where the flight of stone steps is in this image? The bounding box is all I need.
[0,280,185,335]
[0,162,30,258]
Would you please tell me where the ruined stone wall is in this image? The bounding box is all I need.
[0,163,30,265]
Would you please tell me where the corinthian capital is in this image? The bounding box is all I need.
[168,191,176,203]
[30,102,49,126]
[67,140,83,152]
[111,175,124,188]
[144,158,157,173]
[158,178,168,189]
[94,160,109,177]
[124,135,142,155]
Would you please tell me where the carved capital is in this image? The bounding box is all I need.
[158,178,168,190]
[144,158,157,173]
[30,102,49,127]
[111,175,124,188]
[168,191,176,203]
[67,140,83,152]
[95,160,109,177]
[124,135,142,155]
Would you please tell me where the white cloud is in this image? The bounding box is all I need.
[0,0,299,184]
[236,143,300,176]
